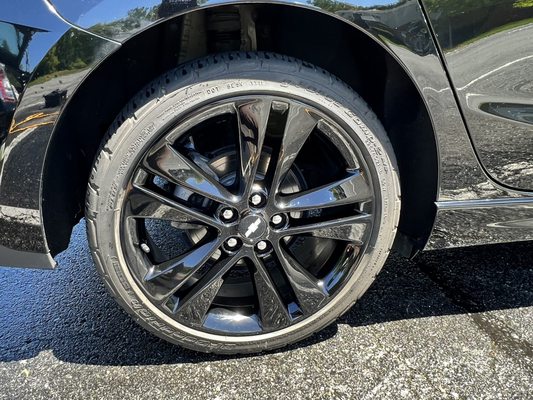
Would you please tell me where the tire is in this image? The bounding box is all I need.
[86,52,400,354]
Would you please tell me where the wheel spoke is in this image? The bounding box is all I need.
[250,254,292,330]
[278,169,372,212]
[267,103,319,194]
[235,99,271,196]
[272,242,328,315]
[144,142,236,205]
[280,213,372,243]
[144,238,222,300]
[175,253,242,327]
[128,184,224,230]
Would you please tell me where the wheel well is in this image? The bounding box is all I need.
[42,3,438,257]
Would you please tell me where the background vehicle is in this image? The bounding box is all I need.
[0,0,532,353]
[0,63,17,144]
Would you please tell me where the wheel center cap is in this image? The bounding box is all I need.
[238,215,267,242]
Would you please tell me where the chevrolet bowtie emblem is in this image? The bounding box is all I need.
[245,218,262,238]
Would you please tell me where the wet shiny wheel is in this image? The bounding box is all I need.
[86,52,400,354]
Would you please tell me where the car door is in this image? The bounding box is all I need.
[420,0,533,190]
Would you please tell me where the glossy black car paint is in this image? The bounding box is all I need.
[421,0,533,190]
[0,0,532,269]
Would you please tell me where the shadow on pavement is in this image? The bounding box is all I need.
[0,222,531,366]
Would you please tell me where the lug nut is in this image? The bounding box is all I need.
[256,241,268,252]
[250,193,264,207]
[271,214,284,226]
[226,237,238,248]
[221,208,235,221]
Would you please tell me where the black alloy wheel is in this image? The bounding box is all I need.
[86,52,400,353]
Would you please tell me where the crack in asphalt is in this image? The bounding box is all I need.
[417,260,533,374]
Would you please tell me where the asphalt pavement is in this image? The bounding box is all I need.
[0,220,532,399]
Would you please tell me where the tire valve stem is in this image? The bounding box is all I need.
[140,243,151,254]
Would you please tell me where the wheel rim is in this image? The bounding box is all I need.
[120,95,376,336]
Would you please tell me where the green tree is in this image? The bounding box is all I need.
[38,48,60,74]
[514,0,533,7]
[308,0,360,13]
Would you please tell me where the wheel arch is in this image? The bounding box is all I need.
[42,2,438,257]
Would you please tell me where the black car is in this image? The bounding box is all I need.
[0,0,532,354]
[0,63,17,142]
